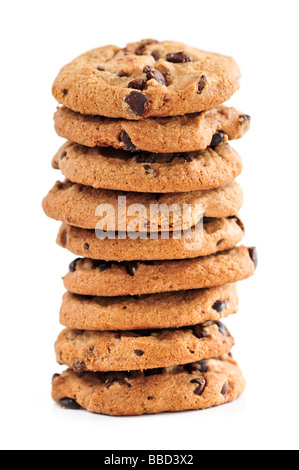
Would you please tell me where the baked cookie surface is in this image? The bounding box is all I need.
[43,180,243,231]
[55,321,234,372]
[52,40,241,120]
[52,355,245,416]
[63,246,257,297]
[54,106,250,154]
[56,217,245,261]
[52,142,242,193]
[60,284,239,331]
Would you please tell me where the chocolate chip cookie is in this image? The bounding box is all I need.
[60,284,238,331]
[63,246,257,297]
[52,142,242,193]
[43,180,243,231]
[52,40,241,120]
[55,321,234,372]
[54,106,250,154]
[56,217,245,261]
[52,355,245,416]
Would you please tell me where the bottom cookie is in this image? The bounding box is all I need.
[52,355,245,416]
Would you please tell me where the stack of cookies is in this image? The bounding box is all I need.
[43,40,257,416]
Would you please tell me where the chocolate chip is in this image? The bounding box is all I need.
[192,325,209,339]
[56,181,65,190]
[181,153,194,162]
[69,258,81,273]
[105,379,131,389]
[97,261,113,272]
[84,243,90,251]
[166,52,193,63]
[147,396,154,401]
[184,360,208,374]
[72,361,86,373]
[136,153,156,164]
[125,91,149,116]
[221,382,229,395]
[118,71,130,77]
[144,165,157,177]
[152,51,160,61]
[97,66,105,72]
[128,78,147,91]
[135,39,160,55]
[184,363,197,373]
[198,360,208,373]
[120,130,137,151]
[210,131,226,148]
[85,346,94,356]
[59,398,81,410]
[134,350,144,357]
[62,89,68,96]
[191,378,206,396]
[52,373,60,383]
[233,216,245,232]
[248,247,258,269]
[144,66,166,86]
[198,75,207,94]
[60,229,67,246]
[217,239,225,246]
[212,300,228,313]
[60,152,67,160]
[125,262,139,277]
[239,114,251,123]
[216,321,228,336]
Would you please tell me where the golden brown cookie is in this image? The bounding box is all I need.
[54,106,250,154]
[52,40,241,120]
[63,246,257,297]
[60,284,239,331]
[55,321,234,372]
[52,142,242,193]
[52,355,245,416]
[43,180,243,231]
[56,217,245,261]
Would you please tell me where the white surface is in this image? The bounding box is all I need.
[1,0,298,451]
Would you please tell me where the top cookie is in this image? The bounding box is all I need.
[52,40,241,120]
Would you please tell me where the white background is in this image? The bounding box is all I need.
[1,0,298,451]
